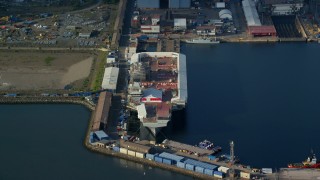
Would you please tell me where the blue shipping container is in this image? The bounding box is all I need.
[146,153,155,160]
[155,156,163,163]
[186,164,195,171]
[195,166,204,174]
[177,162,185,169]
[113,147,120,152]
[208,155,216,160]
[204,169,214,176]
[214,171,224,177]
[163,158,173,165]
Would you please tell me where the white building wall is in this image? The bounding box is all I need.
[135,152,145,158]
[272,4,303,15]
[120,148,128,154]
[141,25,160,33]
[128,150,136,157]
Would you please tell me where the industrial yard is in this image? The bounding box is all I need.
[0,1,118,48]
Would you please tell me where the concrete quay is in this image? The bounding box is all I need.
[0,96,95,111]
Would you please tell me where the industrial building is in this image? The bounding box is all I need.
[141,25,160,33]
[101,67,119,92]
[219,9,233,20]
[260,0,303,15]
[174,18,187,31]
[168,0,191,8]
[248,25,277,36]
[129,52,187,135]
[92,91,112,131]
[93,130,109,141]
[242,0,262,26]
[137,0,160,9]
[196,25,216,36]
[119,139,155,154]
[78,32,92,39]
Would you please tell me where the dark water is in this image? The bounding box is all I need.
[166,43,320,169]
[0,104,191,180]
[1,43,320,179]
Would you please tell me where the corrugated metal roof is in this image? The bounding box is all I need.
[242,0,261,26]
[171,53,187,105]
[120,139,153,154]
[102,67,119,90]
[219,9,233,19]
[183,159,218,170]
[159,152,185,162]
[137,0,159,8]
[94,130,109,140]
[93,91,112,130]
[248,25,277,34]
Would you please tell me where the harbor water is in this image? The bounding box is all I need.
[1,43,320,179]
[166,43,320,169]
[0,104,191,180]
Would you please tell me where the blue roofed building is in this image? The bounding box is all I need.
[94,130,109,141]
[183,158,218,170]
[159,152,185,164]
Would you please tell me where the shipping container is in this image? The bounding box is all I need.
[163,158,173,165]
[204,169,214,176]
[195,166,205,174]
[218,166,229,173]
[146,153,155,160]
[136,152,145,159]
[177,161,185,169]
[137,0,159,9]
[120,148,128,154]
[214,171,224,178]
[113,146,120,152]
[185,164,195,171]
[240,172,251,179]
[128,150,136,157]
[155,156,163,163]
[208,155,216,160]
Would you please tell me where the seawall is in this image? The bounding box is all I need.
[0,96,95,111]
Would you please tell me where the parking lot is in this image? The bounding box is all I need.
[0,3,118,48]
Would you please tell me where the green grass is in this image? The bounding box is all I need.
[44,56,55,66]
[92,52,107,91]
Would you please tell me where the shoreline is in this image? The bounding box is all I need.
[0,97,95,111]
[83,112,216,180]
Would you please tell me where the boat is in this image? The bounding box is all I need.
[288,153,320,168]
[185,37,220,44]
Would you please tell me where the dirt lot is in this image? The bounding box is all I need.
[0,51,95,90]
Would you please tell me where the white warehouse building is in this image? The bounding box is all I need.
[101,67,119,92]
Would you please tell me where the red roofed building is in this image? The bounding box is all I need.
[248,26,277,37]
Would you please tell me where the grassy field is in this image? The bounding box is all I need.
[90,51,107,91]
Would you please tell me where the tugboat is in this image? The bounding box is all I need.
[288,153,320,168]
